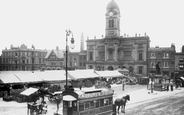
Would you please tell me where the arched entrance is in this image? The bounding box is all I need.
[107,66,114,70]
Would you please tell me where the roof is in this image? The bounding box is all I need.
[106,0,119,10]
[148,47,175,51]
[45,49,64,59]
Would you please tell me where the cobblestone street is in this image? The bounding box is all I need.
[0,84,183,115]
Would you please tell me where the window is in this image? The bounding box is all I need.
[104,99,109,106]
[138,44,143,48]
[163,62,169,68]
[158,53,161,58]
[124,51,131,56]
[32,58,34,64]
[179,65,184,70]
[70,62,72,66]
[84,102,90,110]
[138,66,143,74]
[151,53,155,58]
[79,103,84,111]
[151,62,155,68]
[51,62,56,66]
[163,53,169,58]
[90,101,95,109]
[109,19,114,28]
[100,99,104,107]
[179,58,184,62]
[109,50,113,60]
[138,51,143,60]
[89,52,93,60]
[98,51,105,60]
[171,62,174,67]
[89,65,93,69]
[39,58,42,63]
[95,100,100,108]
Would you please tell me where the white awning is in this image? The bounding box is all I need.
[68,69,99,80]
[95,70,123,78]
[63,95,77,101]
[20,87,38,96]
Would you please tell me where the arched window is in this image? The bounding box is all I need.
[109,20,114,28]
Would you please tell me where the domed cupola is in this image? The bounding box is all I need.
[105,0,121,38]
[106,0,119,11]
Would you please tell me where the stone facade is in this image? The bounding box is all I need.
[147,45,176,76]
[86,0,150,76]
[44,46,65,70]
[0,44,47,71]
[175,45,184,76]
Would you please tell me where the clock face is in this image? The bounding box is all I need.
[109,12,113,16]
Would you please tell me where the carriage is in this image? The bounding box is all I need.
[62,87,114,115]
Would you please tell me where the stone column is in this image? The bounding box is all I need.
[93,46,96,61]
[114,44,118,61]
[105,44,107,61]
[87,46,89,61]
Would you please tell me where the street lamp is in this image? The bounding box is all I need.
[65,29,75,90]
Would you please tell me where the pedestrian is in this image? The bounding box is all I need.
[170,79,174,91]
[54,95,62,114]
[166,81,169,91]
[122,79,126,91]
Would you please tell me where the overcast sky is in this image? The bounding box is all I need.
[0,0,183,55]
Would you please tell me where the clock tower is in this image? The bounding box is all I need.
[105,0,120,38]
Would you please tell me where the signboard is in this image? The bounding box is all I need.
[78,90,113,99]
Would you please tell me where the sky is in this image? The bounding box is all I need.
[0,0,184,55]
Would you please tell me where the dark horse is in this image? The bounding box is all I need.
[114,94,130,114]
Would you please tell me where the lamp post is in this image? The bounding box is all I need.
[65,29,75,90]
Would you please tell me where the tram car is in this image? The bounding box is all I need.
[62,86,114,115]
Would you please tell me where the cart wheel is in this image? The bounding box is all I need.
[48,96,53,101]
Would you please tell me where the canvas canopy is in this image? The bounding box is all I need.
[14,71,43,83]
[95,70,123,78]
[0,72,21,84]
[34,70,67,82]
[68,69,100,80]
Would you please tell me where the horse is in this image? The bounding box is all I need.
[114,94,130,114]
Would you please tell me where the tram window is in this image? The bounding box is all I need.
[104,99,109,106]
[72,101,77,111]
[100,99,104,107]
[90,101,95,109]
[79,103,84,111]
[109,97,112,104]
[63,101,68,108]
[85,102,90,110]
[96,100,100,108]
